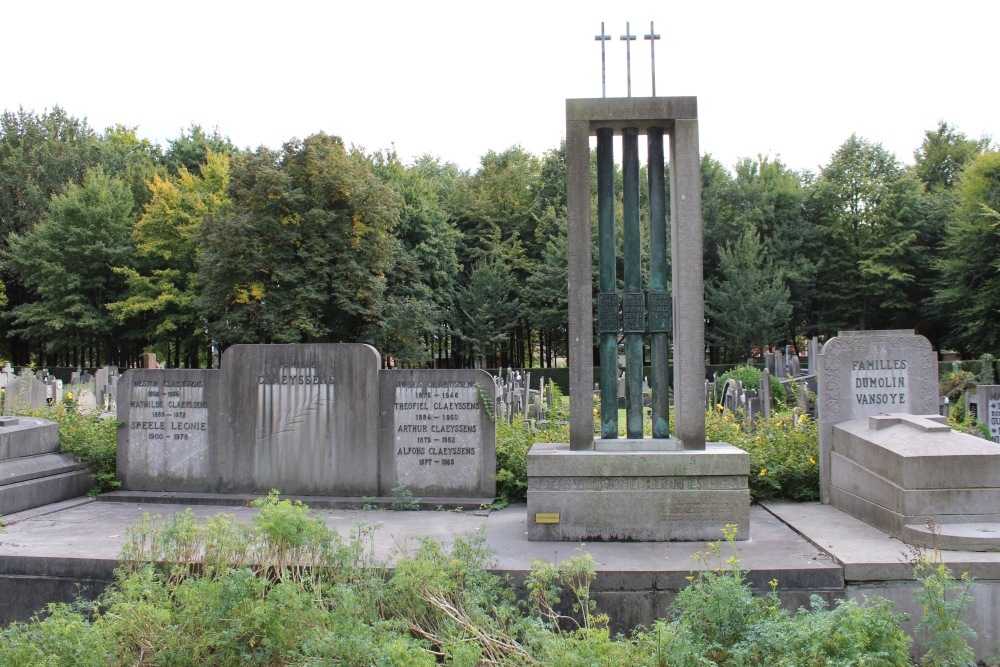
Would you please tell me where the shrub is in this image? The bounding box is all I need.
[911,532,977,667]
[660,525,911,666]
[495,388,570,507]
[0,507,942,666]
[718,364,787,406]
[706,408,820,501]
[12,404,120,495]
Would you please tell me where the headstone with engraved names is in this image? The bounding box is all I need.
[118,344,495,500]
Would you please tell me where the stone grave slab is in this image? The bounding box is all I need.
[214,343,379,496]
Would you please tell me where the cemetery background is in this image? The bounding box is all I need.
[2,62,1000,663]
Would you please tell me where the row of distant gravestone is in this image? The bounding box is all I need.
[0,364,119,416]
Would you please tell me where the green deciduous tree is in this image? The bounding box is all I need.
[5,168,136,366]
[108,151,231,367]
[914,121,991,192]
[809,134,923,332]
[164,124,238,177]
[367,151,463,366]
[932,151,1000,355]
[913,122,991,347]
[198,134,400,349]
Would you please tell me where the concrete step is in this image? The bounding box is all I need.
[902,521,1000,552]
[0,417,59,460]
[0,468,95,515]
[0,453,88,487]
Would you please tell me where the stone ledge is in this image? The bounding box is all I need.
[527,441,749,477]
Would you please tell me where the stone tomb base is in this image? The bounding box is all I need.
[831,413,1000,551]
[526,441,750,541]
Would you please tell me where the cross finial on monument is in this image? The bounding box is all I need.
[595,22,611,98]
[620,22,636,97]
[644,21,660,97]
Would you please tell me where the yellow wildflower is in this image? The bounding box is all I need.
[759,468,767,477]
[809,457,816,465]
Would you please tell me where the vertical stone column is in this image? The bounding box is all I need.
[566,117,594,450]
[647,127,670,438]
[596,128,618,439]
[670,119,706,449]
[622,127,644,438]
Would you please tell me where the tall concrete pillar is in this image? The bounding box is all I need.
[669,118,706,449]
[567,116,594,450]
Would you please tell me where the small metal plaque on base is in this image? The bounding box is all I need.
[535,513,561,524]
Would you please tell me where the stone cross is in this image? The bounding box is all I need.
[595,22,611,98]
[620,22,636,97]
[644,21,660,96]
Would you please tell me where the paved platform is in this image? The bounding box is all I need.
[2,495,1000,654]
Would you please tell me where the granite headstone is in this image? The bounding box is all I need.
[817,329,938,502]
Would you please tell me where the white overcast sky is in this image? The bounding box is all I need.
[4,0,997,174]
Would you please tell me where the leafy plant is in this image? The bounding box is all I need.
[495,410,569,507]
[910,522,977,667]
[718,363,787,406]
[390,483,420,511]
[12,403,120,495]
[706,407,820,501]
[526,546,605,633]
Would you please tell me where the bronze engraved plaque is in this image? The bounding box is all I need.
[597,292,620,333]
[648,291,671,333]
[622,292,646,333]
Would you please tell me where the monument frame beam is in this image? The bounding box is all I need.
[566,96,705,450]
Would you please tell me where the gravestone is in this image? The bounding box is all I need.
[817,329,938,503]
[73,388,99,415]
[118,344,496,501]
[118,369,215,492]
[2,374,49,415]
[820,332,1000,549]
[379,369,495,498]
[0,363,15,390]
[968,385,1000,443]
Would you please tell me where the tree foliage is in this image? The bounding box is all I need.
[932,151,1000,354]
[5,168,136,363]
[3,103,1000,368]
[198,134,400,349]
[706,228,793,358]
[107,151,231,366]
[809,134,923,332]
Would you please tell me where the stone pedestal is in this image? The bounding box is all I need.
[526,441,749,541]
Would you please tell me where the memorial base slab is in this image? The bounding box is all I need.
[526,440,750,542]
